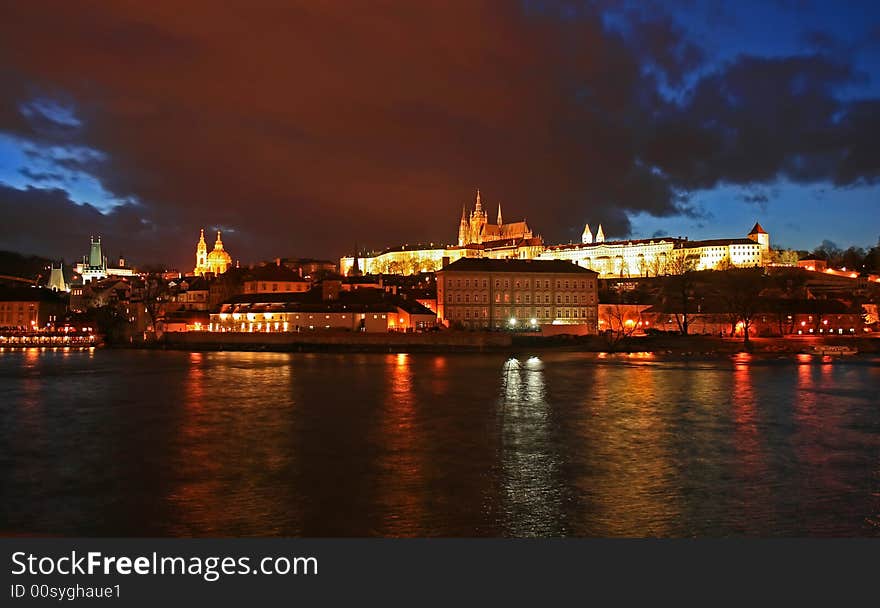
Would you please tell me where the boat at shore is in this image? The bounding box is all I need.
[804,344,859,356]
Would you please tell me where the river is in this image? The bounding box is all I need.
[1,348,878,536]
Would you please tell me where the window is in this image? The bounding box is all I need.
[556,295,561,304]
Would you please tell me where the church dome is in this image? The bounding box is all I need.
[207,248,232,265]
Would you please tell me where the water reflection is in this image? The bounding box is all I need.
[497,356,566,536]
[166,352,296,535]
[1,349,879,537]
[372,353,427,536]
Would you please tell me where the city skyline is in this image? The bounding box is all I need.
[1,2,879,268]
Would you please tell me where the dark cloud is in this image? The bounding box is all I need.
[0,2,878,267]
[0,182,176,266]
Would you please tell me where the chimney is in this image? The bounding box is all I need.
[442,256,450,268]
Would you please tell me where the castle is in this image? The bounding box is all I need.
[339,189,771,277]
[194,229,233,276]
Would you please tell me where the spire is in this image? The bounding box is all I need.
[215,230,223,249]
[199,228,206,243]
[475,188,482,213]
[497,203,503,226]
[460,204,467,224]
[349,243,363,277]
[596,224,605,243]
[582,223,593,244]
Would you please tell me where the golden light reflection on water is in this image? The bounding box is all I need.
[4,348,880,537]
[373,353,426,536]
[167,351,295,535]
[572,355,681,537]
[730,355,773,529]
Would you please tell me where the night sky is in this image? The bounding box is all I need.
[1,1,878,268]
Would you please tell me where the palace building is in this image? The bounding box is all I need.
[194,229,233,276]
[538,222,769,277]
[339,189,771,278]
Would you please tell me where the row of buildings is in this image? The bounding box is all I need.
[339,190,770,278]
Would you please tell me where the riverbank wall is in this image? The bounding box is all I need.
[159,330,514,352]
[154,330,880,354]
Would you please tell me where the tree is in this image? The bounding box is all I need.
[600,285,642,349]
[719,268,766,346]
[661,250,698,335]
[770,248,799,265]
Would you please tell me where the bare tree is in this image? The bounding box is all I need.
[600,286,642,349]
[719,268,766,346]
[661,250,698,335]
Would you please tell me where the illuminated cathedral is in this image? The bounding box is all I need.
[458,189,533,246]
[194,229,232,276]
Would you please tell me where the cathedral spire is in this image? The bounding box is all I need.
[460,204,467,224]
[475,188,482,213]
[582,223,593,244]
[497,203,503,226]
[349,243,363,277]
[215,230,224,249]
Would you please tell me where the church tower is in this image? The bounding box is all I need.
[596,224,605,243]
[458,205,469,247]
[497,203,503,227]
[582,223,593,244]
[469,189,488,244]
[194,228,208,275]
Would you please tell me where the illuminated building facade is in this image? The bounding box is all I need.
[76,236,107,283]
[210,289,436,333]
[457,189,533,246]
[339,191,542,276]
[538,223,769,277]
[340,188,770,277]
[436,258,598,330]
[0,287,66,329]
[194,229,233,276]
[73,236,134,282]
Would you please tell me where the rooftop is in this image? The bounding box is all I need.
[439,258,597,274]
